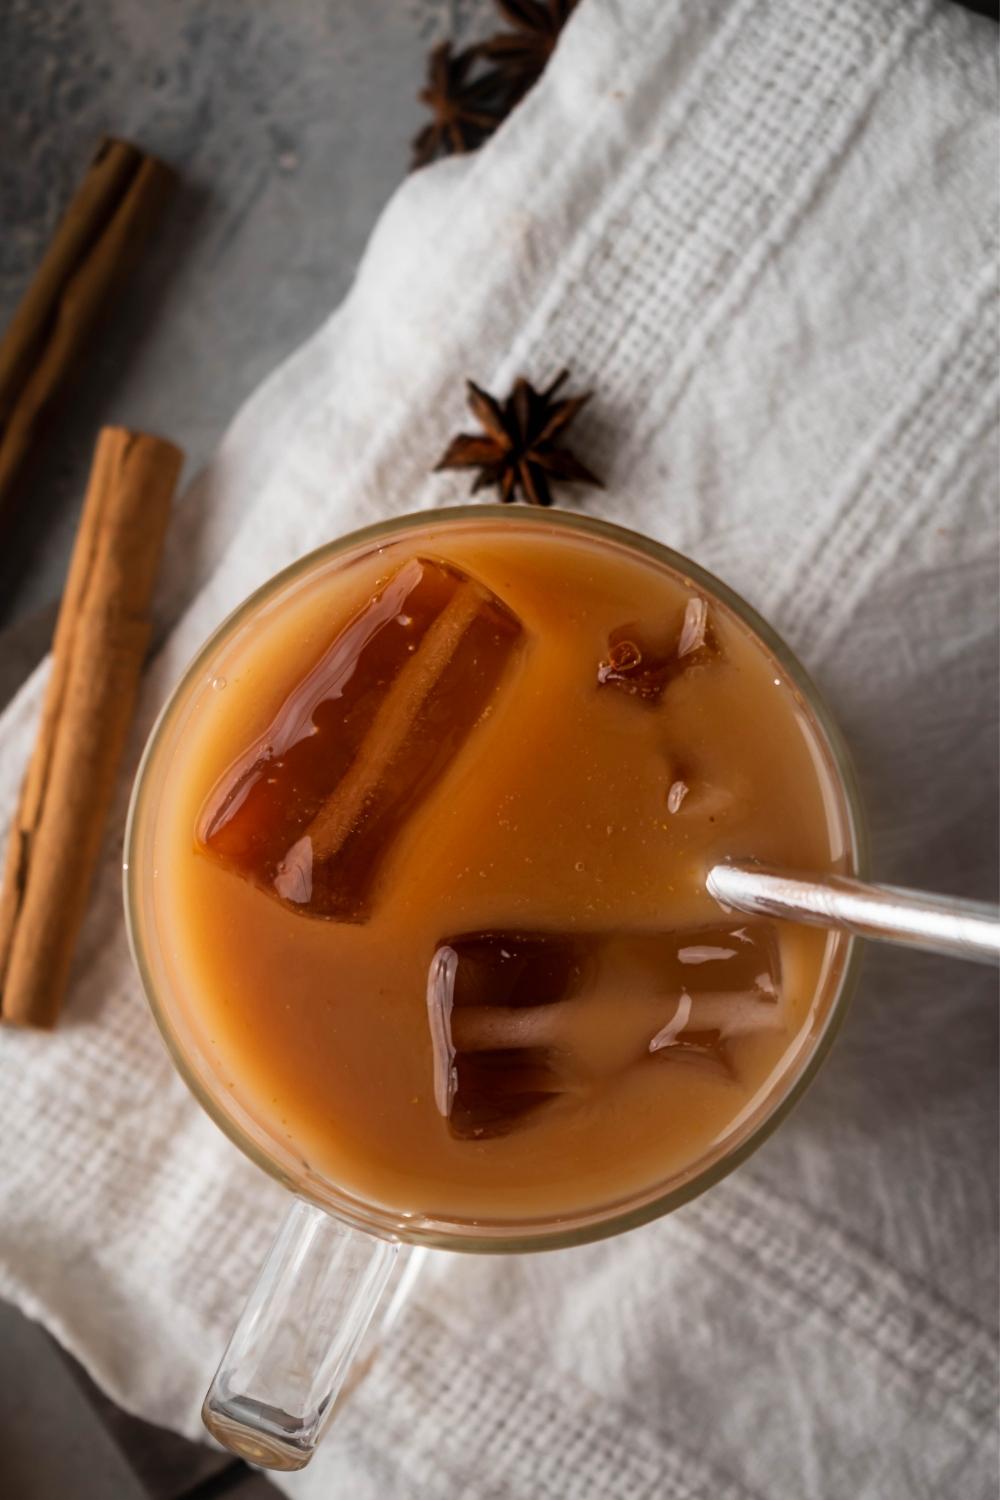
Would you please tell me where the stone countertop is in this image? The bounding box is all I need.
[1,0,492,631]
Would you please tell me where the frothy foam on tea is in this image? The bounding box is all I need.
[155,519,849,1223]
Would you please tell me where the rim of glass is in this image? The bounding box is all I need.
[125,504,868,1254]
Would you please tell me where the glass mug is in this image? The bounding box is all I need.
[124,506,865,1471]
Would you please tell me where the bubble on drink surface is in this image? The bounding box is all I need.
[211,676,227,691]
[426,924,784,1138]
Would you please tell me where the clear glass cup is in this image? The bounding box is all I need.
[124,506,866,1471]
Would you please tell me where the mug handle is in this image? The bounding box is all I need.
[202,1197,413,1471]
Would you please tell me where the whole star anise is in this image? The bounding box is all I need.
[410,42,511,170]
[480,0,580,100]
[435,369,603,507]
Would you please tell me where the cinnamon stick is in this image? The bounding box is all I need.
[0,427,183,1028]
[0,138,176,539]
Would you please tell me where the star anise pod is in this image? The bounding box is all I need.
[410,42,511,170]
[480,1,580,99]
[435,369,603,507]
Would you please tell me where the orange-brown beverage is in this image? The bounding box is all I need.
[149,512,854,1227]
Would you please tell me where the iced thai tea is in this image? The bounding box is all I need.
[151,515,851,1224]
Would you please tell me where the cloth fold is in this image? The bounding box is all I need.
[0,2,996,1495]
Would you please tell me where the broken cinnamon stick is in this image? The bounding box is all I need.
[0,137,176,540]
[0,426,183,1028]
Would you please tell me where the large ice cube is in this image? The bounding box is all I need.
[427,924,782,1138]
[201,557,523,919]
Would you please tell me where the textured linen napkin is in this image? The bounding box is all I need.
[1,1,997,1496]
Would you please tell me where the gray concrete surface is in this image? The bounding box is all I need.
[1,0,491,629]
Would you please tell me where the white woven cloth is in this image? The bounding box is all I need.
[1,1,997,1495]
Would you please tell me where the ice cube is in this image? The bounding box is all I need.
[597,595,718,704]
[425,938,576,1138]
[427,923,782,1138]
[201,557,523,919]
[646,926,783,1072]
